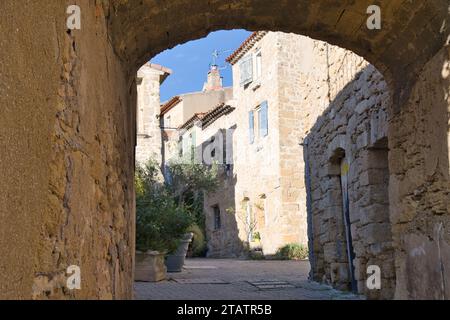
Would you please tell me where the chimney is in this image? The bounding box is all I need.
[203,65,223,92]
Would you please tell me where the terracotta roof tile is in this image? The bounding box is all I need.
[201,103,235,129]
[178,113,207,131]
[177,103,235,132]
[160,96,182,116]
[226,31,268,65]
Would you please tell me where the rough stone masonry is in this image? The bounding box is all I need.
[0,0,449,299]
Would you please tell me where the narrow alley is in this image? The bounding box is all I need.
[134,259,361,300]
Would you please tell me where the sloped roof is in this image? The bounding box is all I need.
[177,103,236,132]
[178,113,207,131]
[201,103,235,129]
[226,31,268,65]
[160,96,182,116]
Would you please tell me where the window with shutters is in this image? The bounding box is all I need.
[259,101,269,137]
[240,55,253,87]
[249,111,255,144]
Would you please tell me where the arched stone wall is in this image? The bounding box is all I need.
[0,0,449,299]
[108,0,449,106]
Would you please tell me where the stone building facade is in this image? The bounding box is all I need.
[159,68,233,168]
[178,103,243,258]
[304,54,394,299]
[244,33,397,298]
[222,31,396,299]
[224,31,312,256]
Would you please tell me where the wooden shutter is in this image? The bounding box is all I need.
[260,101,268,137]
[240,55,253,86]
[249,111,255,144]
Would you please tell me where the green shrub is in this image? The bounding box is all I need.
[135,158,221,256]
[249,250,265,260]
[187,224,207,257]
[135,161,193,254]
[276,243,309,260]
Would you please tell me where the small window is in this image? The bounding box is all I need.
[166,116,172,128]
[213,206,221,230]
[249,111,255,144]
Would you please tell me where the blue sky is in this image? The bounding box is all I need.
[151,29,252,102]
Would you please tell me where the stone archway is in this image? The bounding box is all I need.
[0,0,449,300]
[109,0,449,106]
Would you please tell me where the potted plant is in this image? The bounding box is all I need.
[165,232,194,273]
[135,161,193,282]
[163,159,220,271]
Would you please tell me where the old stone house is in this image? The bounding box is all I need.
[229,33,396,298]
[223,31,312,256]
[206,30,396,300]
[159,66,233,168]
[177,102,241,258]
[156,65,242,256]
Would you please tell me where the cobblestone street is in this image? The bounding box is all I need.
[134,259,362,300]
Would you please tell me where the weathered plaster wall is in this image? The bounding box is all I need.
[1,1,135,299]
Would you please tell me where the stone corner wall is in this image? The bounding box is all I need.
[305,52,395,299]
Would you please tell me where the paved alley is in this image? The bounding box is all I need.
[134,259,362,300]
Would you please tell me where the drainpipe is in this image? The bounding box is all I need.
[301,138,316,281]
